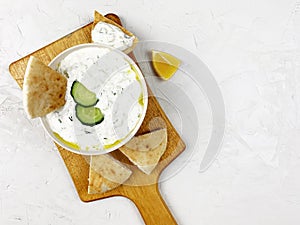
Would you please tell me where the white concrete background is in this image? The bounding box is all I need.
[1,0,300,224]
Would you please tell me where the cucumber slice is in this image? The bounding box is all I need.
[75,104,104,126]
[71,81,99,107]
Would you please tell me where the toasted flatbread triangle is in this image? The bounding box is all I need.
[123,128,167,151]
[88,168,120,194]
[119,128,168,175]
[88,154,132,194]
[92,11,138,54]
[23,56,67,118]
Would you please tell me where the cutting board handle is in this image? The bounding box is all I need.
[104,12,178,223]
[125,183,177,225]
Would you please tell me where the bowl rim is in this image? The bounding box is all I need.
[40,43,148,155]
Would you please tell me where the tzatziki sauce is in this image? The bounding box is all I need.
[91,22,135,51]
[45,45,145,152]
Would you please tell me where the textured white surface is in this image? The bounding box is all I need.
[1,0,300,224]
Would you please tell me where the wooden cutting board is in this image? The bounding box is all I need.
[9,13,186,225]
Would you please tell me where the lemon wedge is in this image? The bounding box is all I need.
[151,50,181,80]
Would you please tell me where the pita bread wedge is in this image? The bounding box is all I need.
[23,56,67,118]
[88,154,132,194]
[124,128,166,151]
[88,168,121,194]
[119,128,168,175]
[91,11,138,54]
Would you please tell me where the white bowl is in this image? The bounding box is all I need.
[41,43,148,155]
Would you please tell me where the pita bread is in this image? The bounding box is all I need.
[88,154,132,194]
[92,11,138,54]
[23,56,67,118]
[119,128,168,175]
[88,168,121,194]
[123,128,166,151]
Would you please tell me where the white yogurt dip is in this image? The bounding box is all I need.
[91,22,135,51]
[43,44,147,153]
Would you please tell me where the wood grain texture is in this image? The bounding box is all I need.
[9,14,185,225]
